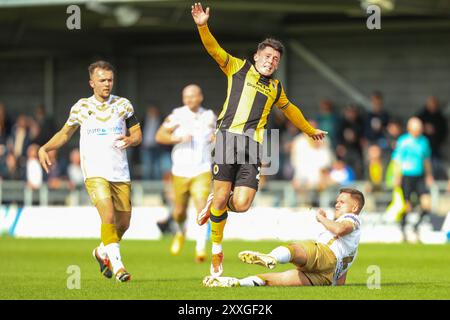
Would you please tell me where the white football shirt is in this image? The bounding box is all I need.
[317,213,361,285]
[65,94,136,182]
[163,106,216,178]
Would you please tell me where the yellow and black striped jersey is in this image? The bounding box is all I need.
[198,25,316,144]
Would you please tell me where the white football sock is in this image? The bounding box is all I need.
[269,246,291,264]
[212,242,222,255]
[104,243,125,274]
[239,276,266,287]
[97,242,107,260]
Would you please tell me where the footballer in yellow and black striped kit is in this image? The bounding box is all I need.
[191,3,328,278]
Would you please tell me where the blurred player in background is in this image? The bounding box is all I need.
[393,117,434,243]
[38,61,142,282]
[191,2,327,276]
[155,84,216,263]
[203,188,364,287]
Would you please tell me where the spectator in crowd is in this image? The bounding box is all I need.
[46,149,66,189]
[416,96,448,179]
[280,121,300,180]
[291,120,334,206]
[0,102,12,147]
[329,159,355,186]
[30,105,56,147]
[0,144,6,176]
[316,99,340,148]
[393,117,434,243]
[386,119,403,156]
[8,114,31,160]
[366,144,383,191]
[365,91,390,150]
[336,105,364,179]
[383,119,404,189]
[1,153,24,180]
[140,105,163,180]
[26,144,43,190]
[67,148,84,189]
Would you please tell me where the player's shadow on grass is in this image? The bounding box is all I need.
[345,282,419,287]
[129,278,201,283]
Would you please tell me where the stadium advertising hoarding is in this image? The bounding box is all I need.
[1,205,448,244]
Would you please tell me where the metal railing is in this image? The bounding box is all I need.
[0,179,448,213]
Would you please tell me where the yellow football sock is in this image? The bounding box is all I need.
[173,212,187,227]
[116,229,125,241]
[210,206,228,244]
[101,223,120,245]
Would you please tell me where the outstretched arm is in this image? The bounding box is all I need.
[38,124,78,174]
[191,3,242,73]
[283,104,327,140]
[275,87,327,141]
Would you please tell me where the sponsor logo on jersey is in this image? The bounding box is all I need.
[87,126,122,136]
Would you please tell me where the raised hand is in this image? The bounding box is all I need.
[316,208,327,222]
[191,2,210,26]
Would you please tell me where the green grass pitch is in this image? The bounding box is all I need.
[1,237,449,300]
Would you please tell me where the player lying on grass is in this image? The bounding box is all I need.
[203,188,364,287]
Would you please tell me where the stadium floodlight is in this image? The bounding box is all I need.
[86,0,111,15]
[114,5,141,27]
[86,0,111,14]
[86,0,141,27]
[360,0,395,11]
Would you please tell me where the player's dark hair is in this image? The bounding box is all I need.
[371,90,383,99]
[88,60,115,77]
[339,188,365,213]
[257,38,285,56]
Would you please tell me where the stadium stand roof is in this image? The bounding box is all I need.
[0,0,450,36]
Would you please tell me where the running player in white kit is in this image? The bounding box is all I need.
[155,84,216,262]
[203,188,364,287]
[38,61,142,282]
